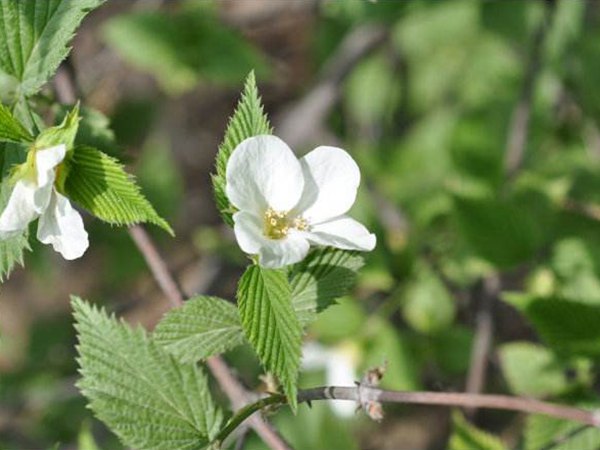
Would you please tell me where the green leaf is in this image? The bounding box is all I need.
[0,103,32,143]
[524,298,600,357]
[212,71,272,226]
[154,296,246,363]
[525,413,600,450]
[498,342,568,398]
[73,297,223,449]
[289,248,364,327]
[64,146,172,234]
[0,0,105,99]
[102,5,266,95]
[237,265,302,411]
[0,143,30,281]
[402,265,456,334]
[449,411,506,450]
[36,104,80,152]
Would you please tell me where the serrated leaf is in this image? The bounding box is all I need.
[0,103,32,143]
[0,0,105,99]
[73,297,223,449]
[0,143,30,281]
[212,71,272,226]
[449,411,506,450]
[289,248,364,327]
[237,265,301,411]
[154,296,246,363]
[524,298,600,357]
[64,145,172,234]
[499,342,568,398]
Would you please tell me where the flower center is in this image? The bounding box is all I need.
[263,208,308,240]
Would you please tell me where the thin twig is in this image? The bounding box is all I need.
[53,63,293,450]
[215,387,600,444]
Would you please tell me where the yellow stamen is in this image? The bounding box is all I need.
[263,208,309,240]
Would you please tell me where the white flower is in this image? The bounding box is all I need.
[226,135,376,268]
[0,144,88,260]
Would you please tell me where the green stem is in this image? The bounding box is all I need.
[214,394,287,445]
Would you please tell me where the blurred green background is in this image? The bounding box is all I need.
[3,0,600,448]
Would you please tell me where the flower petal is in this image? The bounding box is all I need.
[37,191,88,260]
[259,232,310,269]
[306,216,376,251]
[233,211,264,255]
[296,146,360,223]
[35,144,66,188]
[0,180,40,237]
[226,135,304,213]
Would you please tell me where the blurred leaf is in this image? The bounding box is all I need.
[137,136,183,220]
[0,103,33,144]
[479,0,531,44]
[402,265,455,334]
[64,145,172,234]
[289,248,363,327]
[525,413,600,450]
[77,423,100,450]
[449,411,506,450]
[344,53,398,129]
[524,297,600,357]
[453,193,548,269]
[154,296,245,363]
[0,0,105,100]
[499,342,568,397]
[73,297,223,449]
[311,296,367,344]
[361,316,419,390]
[103,5,266,94]
[433,326,474,376]
[237,265,302,411]
[212,71,272,226]
[551,238,600,303]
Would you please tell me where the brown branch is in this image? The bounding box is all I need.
[297,387,600,428]
[53,64,293,450]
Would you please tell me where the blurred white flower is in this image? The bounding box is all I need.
[0,144,88,260]
[226,135,376,268]
[302,341,359,417]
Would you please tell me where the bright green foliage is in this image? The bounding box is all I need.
[237,265,302,411]
[212,71,272,226]
[64,145,172,234]
[73,297,223,449]
[35,104,80,154]
[0,0,105,99]
[402,265,455,334]
[524,298,600,357]
[103,4,266,95]
[499,342,568,398]
[525,413,600,450]
[0,103,32,143]
[154,295,245,363]
[0,143,29,281]
[289,248,364,326]
[449,411,506,450]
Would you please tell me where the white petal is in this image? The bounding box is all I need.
[259,232,310,269]
[233,211,264,254]
[226,135,304,213]
[37,191,88,260]
[306,216,376,251]
[295,146,360,223]
[0,180,40,237]
[35,145,66,188]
